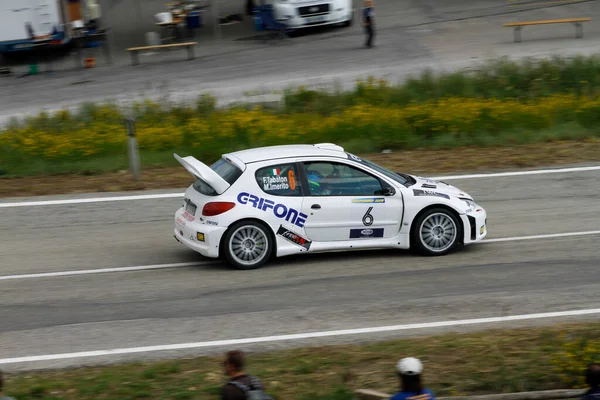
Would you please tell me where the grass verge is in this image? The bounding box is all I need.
[4,322,600,400]
[2,139,600,197]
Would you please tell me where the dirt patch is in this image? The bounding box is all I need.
[2,140,600,198]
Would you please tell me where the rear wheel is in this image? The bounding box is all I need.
[411,208,461,256]
[222,221,273,270]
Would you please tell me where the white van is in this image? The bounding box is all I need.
[0,0,71,53]
[268,0,354,30]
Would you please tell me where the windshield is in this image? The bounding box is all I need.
[346,152,415,187]
[192,157,243,196]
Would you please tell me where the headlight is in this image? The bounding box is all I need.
[461,198,476,209]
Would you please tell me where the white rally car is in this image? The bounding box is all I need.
[173,143,487,270]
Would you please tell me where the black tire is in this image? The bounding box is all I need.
[410,207,462,256]
[221,220,274,270]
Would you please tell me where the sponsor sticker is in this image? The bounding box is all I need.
[352,197,385,204]
[237,192,308,228]
[465,208,473,213]
[350,228,384,239]
[196,232,205,242]
[176,217,186,228]
[205,220,218,226]
[182,211,195,221]
[412,189,450,199]
[480,225,485,235]
[277,225,312,250]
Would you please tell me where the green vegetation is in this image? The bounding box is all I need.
[2,55,600,178]
[3,323,600,399]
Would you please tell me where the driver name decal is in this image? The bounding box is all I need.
[237,192,308,228]
[262,175,289,191]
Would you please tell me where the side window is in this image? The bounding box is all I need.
[255,163,302,196]
[304,162,383,196]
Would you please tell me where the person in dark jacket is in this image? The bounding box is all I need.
[221,350,265,400]
[362,0,375,47]
[583,363,600,400]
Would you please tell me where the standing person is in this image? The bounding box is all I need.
[221,350,272,400]
[582,363,600,400]
[362,0,375,48]
[0,370,16,400]
[389,357,435,400]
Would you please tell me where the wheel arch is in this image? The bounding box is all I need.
[218,218,278,259]
[409,203,465,247]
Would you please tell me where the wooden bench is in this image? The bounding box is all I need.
[504,18,591,43]
[126,42,197,66]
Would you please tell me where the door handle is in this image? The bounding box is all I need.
[311,204,321,210]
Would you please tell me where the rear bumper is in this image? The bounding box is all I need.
[174,209,226,259]
[462,208,487,244]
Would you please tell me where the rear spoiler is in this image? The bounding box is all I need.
[174,154,230,194]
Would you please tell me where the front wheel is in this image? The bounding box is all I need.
[411,208,462,256]
[222,221,274,270]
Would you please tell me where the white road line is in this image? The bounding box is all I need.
[483,230,600,243]
[1,165,599,208]
[1,230,599,282]
[429,165,600,180]
[1,307,599,365]
[0,262,208,281]
[0,193,184,208]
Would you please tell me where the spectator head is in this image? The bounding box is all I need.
[364,0,373,6]
[397,357,424,394]
[223,350,246,377]
[586,363,600,388]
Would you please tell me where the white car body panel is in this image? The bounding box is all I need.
[173,144,487,265]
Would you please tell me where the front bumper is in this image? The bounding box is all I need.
[462,207,487,244]
[174,209,226,259]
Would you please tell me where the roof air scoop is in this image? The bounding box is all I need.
[314,143,345,152]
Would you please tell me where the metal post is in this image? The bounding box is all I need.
[125,117,141,181]
[213,0,221,41]
[514,26,522,43]
[575,22,583,39]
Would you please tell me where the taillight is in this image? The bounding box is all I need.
[202,202,235,216]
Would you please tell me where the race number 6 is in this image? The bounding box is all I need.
[362,207,374,226]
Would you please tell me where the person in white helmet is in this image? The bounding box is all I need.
[389,357,435,400]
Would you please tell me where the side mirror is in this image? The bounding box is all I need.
[378,187,395,196]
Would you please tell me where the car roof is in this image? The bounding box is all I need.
[224,143,349,164]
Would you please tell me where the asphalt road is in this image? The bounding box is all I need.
[2,167,600,371]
